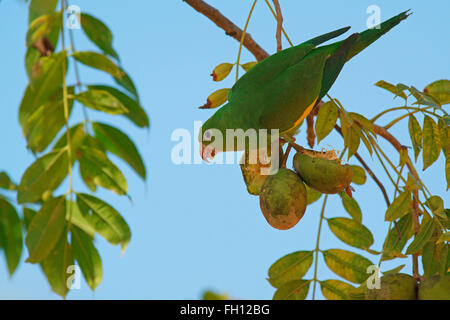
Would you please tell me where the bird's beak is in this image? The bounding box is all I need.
[200,143,216,163]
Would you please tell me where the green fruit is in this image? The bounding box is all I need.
[293,152,352,194]
[418,275,450,300]
[350,273,417,300]
[240,146,283,196]
[259,168,307,230]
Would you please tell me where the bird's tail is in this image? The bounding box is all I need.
[346,9,412,61]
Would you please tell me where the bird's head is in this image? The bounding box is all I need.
[198,113,225,163]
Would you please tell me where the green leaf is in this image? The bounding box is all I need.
[74,89,128,115]
[19,51,67,127]
[340,111,360,160]
[349,112,376,137]
[25,47,41,79]
[425,196,445,218]
[22,207,37,230]
[25,196,66,263]
[446,158,450,191]
[306,185,322,205]
[350,165,366,185]
[76,193,131,251]
[113,69,139,101]
[66,201,96,238]
[267,251,313,288]
[327,217,374,250]
[357,129,373,156]
[438,118,449,155]
[26,12,61,47]
[72,51,123,78]
[80,13,119,60]
[78,147,127,195]
[422,242,448,276]
[0,198,23,275]
[375,80,407,100]
[437,232,450,244]
[424,80,450,105]
[422,115,441,170]
[92,122,146,179]
[339,192,362,223]
[0,172,16,190]
[202,291,229,300]
[17,148,69,204]
[29,0,58,24]
[273,280,310,300]
[53,123,87,155]
[322,249,373,284]
[23,87,74,153]
[410,86,441,108]
[406,219,435,254]
[315,101,338,143]
[385,191,411,221]
[88,85,148,127]
[382,214,414,261]
[71,227,103,290]
[320,279,355,300]
[408,115,422,162]
[40,231,74,298]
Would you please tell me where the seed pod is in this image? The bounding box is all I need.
[240,146,283,196]
[259,168,307,230]
[241,61,258,72]
[293,152,352,194]
[200,88,230,109]
[418,275,450,300]
[349,273,417,300]
[210,63,234,81]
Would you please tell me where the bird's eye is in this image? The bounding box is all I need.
[204,129,212,140]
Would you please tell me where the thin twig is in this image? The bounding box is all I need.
[236,0,258,81]
[272,0,283,52]
[183,0,269,61]
[281,144,291,168]
[312,195,328,300]
[64,0,89,124]
[264,0,293,46]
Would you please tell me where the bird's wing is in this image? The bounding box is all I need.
[228,43,314,103]
[256,48,330,132]
[318,32,359,101]
[228,26,354,103]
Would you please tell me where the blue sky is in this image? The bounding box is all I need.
[0,0,448,299]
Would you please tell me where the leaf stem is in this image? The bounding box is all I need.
[312,194,328,300]
[61,1,73,229]
[371,105,437,123]
[236,0,258,81]
[384,108,441,130]
[264,0,293,46]
[64,0,90,128]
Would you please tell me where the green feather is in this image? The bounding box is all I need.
[200,11,410,154]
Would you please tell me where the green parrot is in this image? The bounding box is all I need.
[199,10,410,161]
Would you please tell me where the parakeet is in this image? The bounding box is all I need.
[200,10,410,161]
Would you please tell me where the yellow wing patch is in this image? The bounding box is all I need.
[282,98,318,134]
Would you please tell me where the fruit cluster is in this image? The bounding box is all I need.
[241,146,353,230]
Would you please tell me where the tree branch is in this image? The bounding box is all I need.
[185,0,421,278]
[183,0,269,61]
[272,0,283,52]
